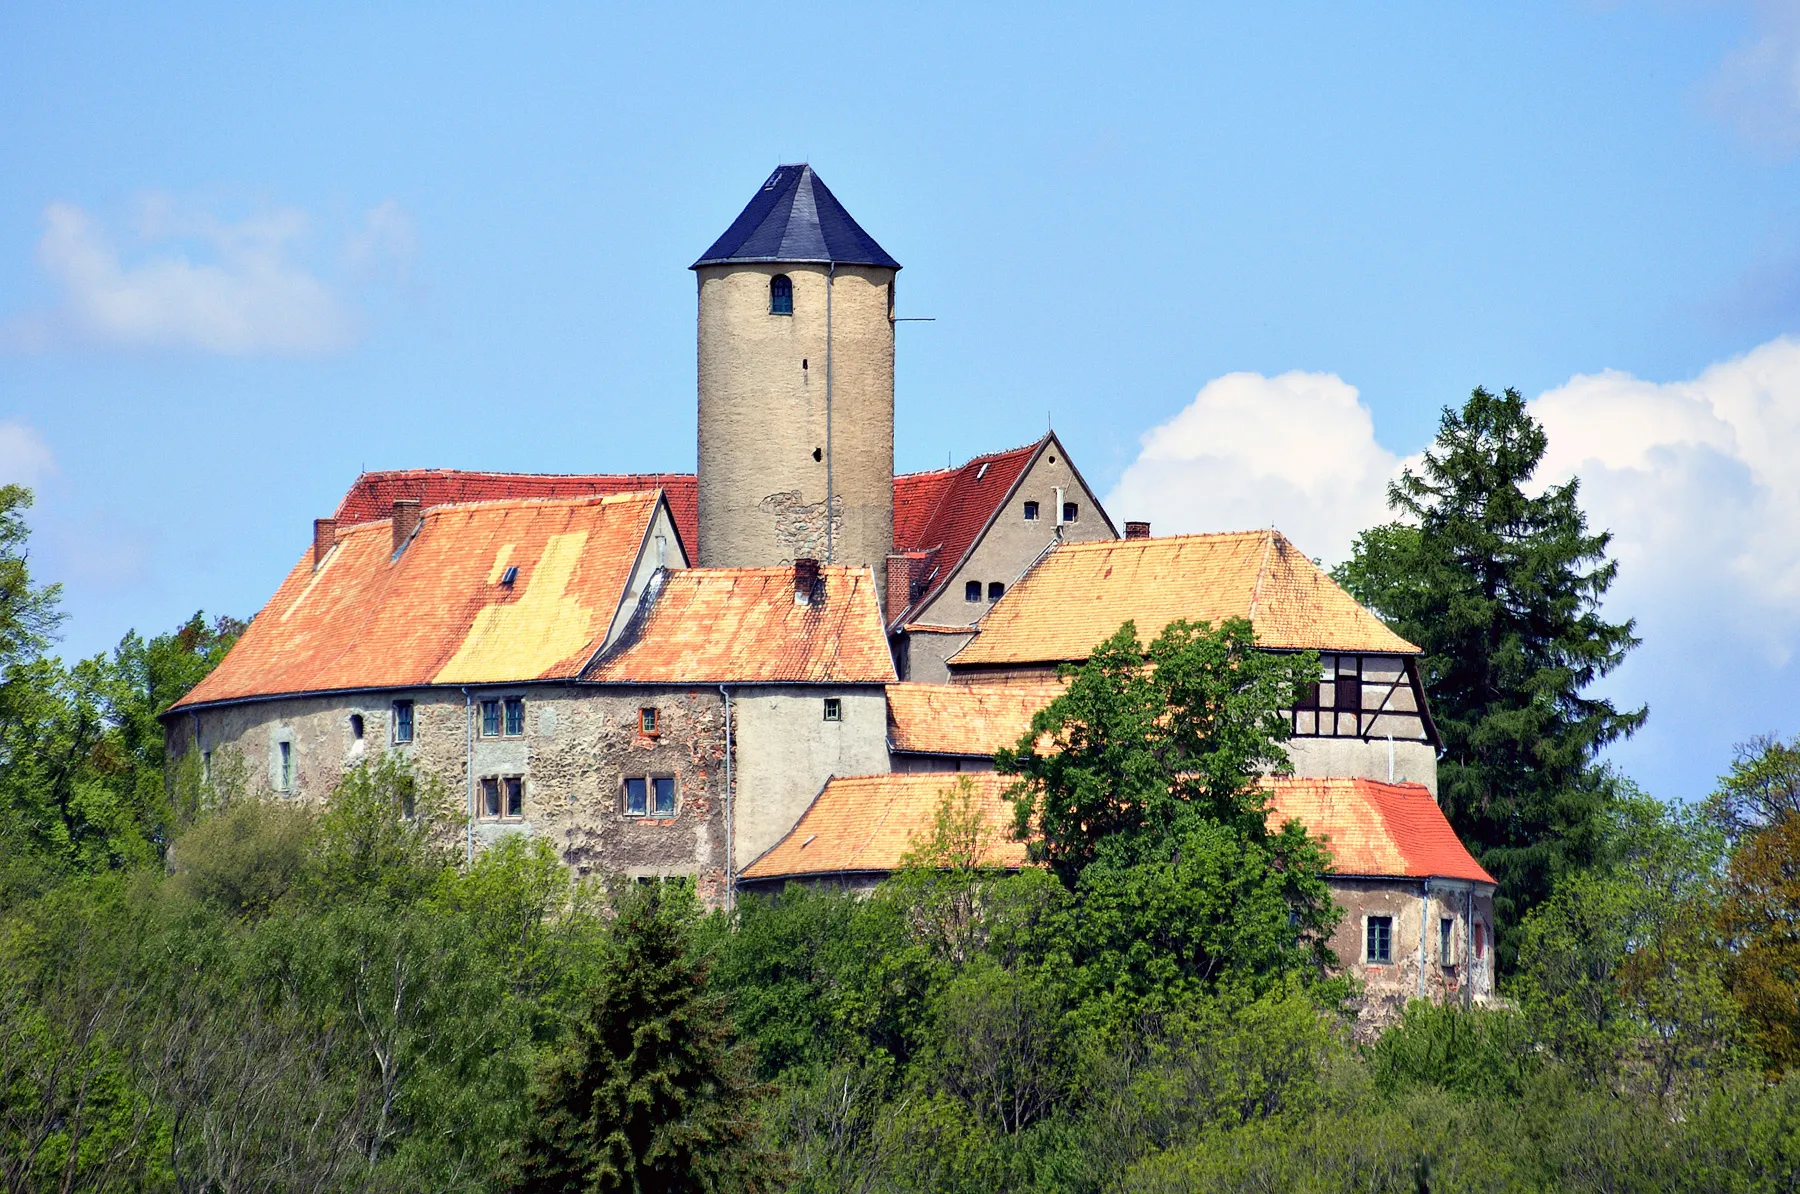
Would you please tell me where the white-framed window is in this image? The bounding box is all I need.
[479,775,524,821]
[823,697,842,722]
[1365,915,1393,964]
[624,775,677,818]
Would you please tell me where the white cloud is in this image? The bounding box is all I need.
[0,423,55,485]
[1709,1,1800,152]
[1104,370,1403,564]
[21,198,414,355]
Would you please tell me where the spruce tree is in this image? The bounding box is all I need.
[1334,387,1645,967]
[507,881,777,1194]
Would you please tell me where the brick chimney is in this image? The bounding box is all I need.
[793,557,820,605]
[1125,521,1151,540]
[392,499,422,555]
[885,554,914,624]
[312,518,337,569]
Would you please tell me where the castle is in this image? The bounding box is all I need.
[165,166,1494,1016]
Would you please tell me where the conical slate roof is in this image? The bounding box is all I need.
[692,164,900,270]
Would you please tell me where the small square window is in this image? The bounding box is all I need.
[392,700,414,744]
[823,697,842,722]
[624,777,648,816]
[1023,500,1039,521]
[1366,916,1393,964]
[481,700,501,737]
[1062,502,1079,523]
[652,776,676,816]
[1440,917,1455,965]
[639,707,659,736]
[481,777,502,819]
[504,697,525,737]
[987,581,1004,601]
[965,580,982,602]
[505,776,523,819]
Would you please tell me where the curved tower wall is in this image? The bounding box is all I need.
[696,262,895,590]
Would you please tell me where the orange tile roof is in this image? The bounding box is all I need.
[742,773,1489,886]
[336,470,700,558]
[1263,778,1496,885]
[741,772,1029,880]
[587,566,897,684]
[176,493,665,708]
[950,530,1418,667]
[886,681,1065,757]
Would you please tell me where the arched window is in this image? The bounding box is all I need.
[770,274,793,315]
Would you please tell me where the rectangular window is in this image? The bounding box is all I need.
[624,776,648,816]
[481,777,501,819]
[965,580,982,602]
[1440,917,1455,965]
[1366,916,1393,964]
[987,581,1004,601]
[823,697,842,722]
[652,776,676,816]
[278,741,292,791]
[505,776,523,819]
[639,707,659,736]
[392,700,414,744]
[1062,501,1079,522]
[504,697,525,737]
[1023,500,1039,521]
[481,700,501,737]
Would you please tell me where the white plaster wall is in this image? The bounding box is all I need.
[732,685,890,863]
[1284,737,1438,796]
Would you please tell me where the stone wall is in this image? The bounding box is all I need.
[1323,876,1497,1034]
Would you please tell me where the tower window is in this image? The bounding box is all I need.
[1062,502,1079,523]
[987,582,1004,601]
[1023,501,1039,521]
[965,580,981,602]
[770,274,793,315]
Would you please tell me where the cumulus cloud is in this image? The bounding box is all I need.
[1104,370,1403,563]
[13,196,415,356]
[1708,1,1800,152]
[0,423,55,485]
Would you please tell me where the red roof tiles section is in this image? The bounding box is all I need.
[337,470,700,559]
[1263,778,1495,885]
[176,493,663,709]
[890,437,1045,610]
[587,566,897,685]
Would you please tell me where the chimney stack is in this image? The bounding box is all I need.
[1125,521,1151,540]
[793,557,820,605]
[885,554,914,624]
[312,518,338,569]
[392,499,422,555]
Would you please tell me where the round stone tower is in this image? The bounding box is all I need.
[693,165,898,591]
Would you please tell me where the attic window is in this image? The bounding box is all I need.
[639,707,659,736]
[823,697,842,722]
[1062,502,1079,522]
[770,274,793,315]
[976,462,988,480]
[987,582,1004,601]
[500,565,519,586]
[965,580,981,602]
[1023,501,1039,521]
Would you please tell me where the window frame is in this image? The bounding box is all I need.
[987,581,1005,601]
[1366,915,1393,965]
[480,699,502,738]
[278,741,293,792]
[623,773,678,818]
[392,699,414,744]
[1023,500,1040,521]
[638,706,659,737]
[769,273,794,316]
[503,696,525,737]
[1440,917,1455,966]
[822,697,842,722]
[1062,501,1079,522]
[479,775,524,822]
[964,580,982,602]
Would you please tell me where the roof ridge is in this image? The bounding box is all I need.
[420,491,663,515]
[1246,528,1276,623]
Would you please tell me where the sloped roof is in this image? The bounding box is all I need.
[886,681,1064,757]
[175,493,665,709]
[587,566,896,684]
[950,530,1419,667]
[693,164,900,270]
[336,470,699,558]
[741,773,1027,881]
[1263,778,1495,885]
[741,773,1491,886]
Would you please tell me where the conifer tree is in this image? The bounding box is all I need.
[1334,387,1645,965]
[507,881,777,1194]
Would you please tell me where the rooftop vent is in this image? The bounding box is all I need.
[794,557,821,605]
[500,565,519,586]
[1125,521,1151,540]
[312,518,337,569]
[391,499,422,556]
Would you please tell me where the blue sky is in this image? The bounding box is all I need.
[3,2,1798,801]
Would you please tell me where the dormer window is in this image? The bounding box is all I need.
[770,274,793,315]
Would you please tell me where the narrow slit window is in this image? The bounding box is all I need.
[392,700,414,744]
[481,700,501,737]
[770,274,793,315]
[965,580,982,602]
[1440,917,1455,965]
[1366,916,1393,964]
[504,697,525,737]
[987,581,1004,601]
[279,741,292,791]
[505,776,523,819]
[624,777,648,816]
[202,750,212,784]
[1023,500,1039,521]
[823,697,842,722]
[652,776,676,816]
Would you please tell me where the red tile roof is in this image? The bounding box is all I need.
[1263,778,1495,885]
[337,471,700,560]
[890,437,1047,616]
[176,492,665,708]
[951,530,1419,667]
[587,566,897,685]
[741,773,1028,881]
[741,773,1491,887]
[885,681,1064,756]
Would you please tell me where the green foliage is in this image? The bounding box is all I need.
[1368,1002,1538,1101]
[1333,387,1646,964]
[1707,734,1800,847]
[508,881,779,1193]
[169,796,313,916]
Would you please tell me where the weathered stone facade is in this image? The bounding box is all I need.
[1324,877,1497,1033]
